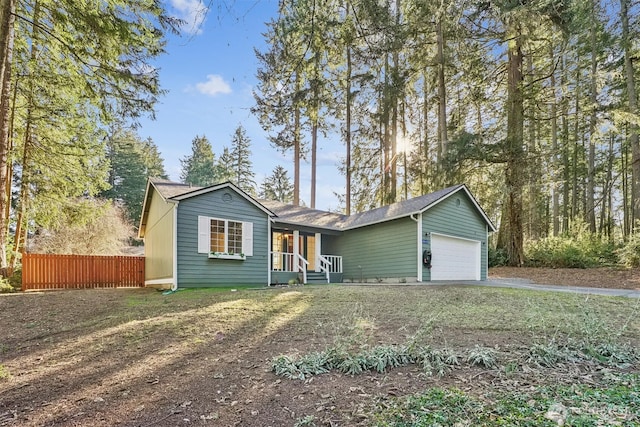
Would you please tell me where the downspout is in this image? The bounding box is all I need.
[171,202,179,291]
[268,217,275,286]
[410,213,422,282]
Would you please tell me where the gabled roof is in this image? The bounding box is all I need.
[343,185,463,229]
[138,178,496,237]
[138,178,274,238]
[343,184,496,231]
[168,181,275,216]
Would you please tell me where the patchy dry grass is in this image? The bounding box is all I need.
[0,285,638,426]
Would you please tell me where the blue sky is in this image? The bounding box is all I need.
[138,0,345,211]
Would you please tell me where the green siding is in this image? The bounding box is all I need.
[144,190,174,282]
[176,188,269,287]
[422,193,488,280]
[338,217,417,282]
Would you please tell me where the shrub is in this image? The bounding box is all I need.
[617,232,640,267]
[488,247,508,267]
[467,346,498,368]
[0,277,14,293]
[525,221,616,268]
[526,342,575,368]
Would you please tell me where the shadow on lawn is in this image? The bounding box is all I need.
[0,288,316,426]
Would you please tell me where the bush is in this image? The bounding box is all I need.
[8,269,21,289]
[488,247,508,267]
[0,277,14,293]
[617,233,640,267]
[525,222,616,268]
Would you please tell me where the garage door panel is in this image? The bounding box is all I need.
[431,234,480,281]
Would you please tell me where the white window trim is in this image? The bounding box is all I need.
[198,216,253,257]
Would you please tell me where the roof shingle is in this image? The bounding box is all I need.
[147,178,491,231]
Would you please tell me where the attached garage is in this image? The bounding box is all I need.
[430,233,481,281]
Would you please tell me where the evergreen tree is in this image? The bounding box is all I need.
[253,12,305,206]
[102,128,167,223]
[217,146,234,182]
[229,125,256,194]
[142,137,169,180]
[0,0,179,272]
[260,165,293,203]
[180,135,219,187]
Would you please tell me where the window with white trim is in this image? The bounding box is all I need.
[198,216,253,256]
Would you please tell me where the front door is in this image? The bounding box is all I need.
[271,231,316,270]
[299,234,315,271]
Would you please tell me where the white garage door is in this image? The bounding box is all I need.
[430,234,481,281]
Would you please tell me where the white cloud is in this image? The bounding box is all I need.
[170,0,208,35]
[195,74,232,97]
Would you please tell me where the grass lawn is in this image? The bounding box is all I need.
[0,284,638,426]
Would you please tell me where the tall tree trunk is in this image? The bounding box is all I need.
[436,17,448,181]
[310,51,321,209]
[586,5,597,232]
[550,45,560,236]
[12,132,31,273]
[623,133,630,238]
[561,53,570,233]
[606,133,614,240]
[382,56,391,205]
[10,0,41,273]
[526,54,538,239]
[0,0,15,274]
[3,53,16,253]
[504,27,525,266]
[311,121,317,209]
[390,56,398,204]
[421,70,429,194]
[345,32,352,215]
[572,64,581,221]
[621,0,640,228]
[293,73,301,206]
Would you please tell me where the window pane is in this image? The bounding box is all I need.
[227,221,243,254]
[210,220,225,252]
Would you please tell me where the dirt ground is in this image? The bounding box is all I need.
[490,266,640,290]
[0,270,638,426]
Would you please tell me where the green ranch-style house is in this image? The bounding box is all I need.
[138,178,496,290]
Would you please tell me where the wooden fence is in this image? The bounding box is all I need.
[22,253,145,291]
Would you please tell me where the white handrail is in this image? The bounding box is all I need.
[295,253,308,284]
[318,254,331,283]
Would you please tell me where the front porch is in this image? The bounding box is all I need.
[269,229,343,284]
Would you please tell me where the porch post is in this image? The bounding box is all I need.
[417,213,423,282]
[267,218,272,285]
[315,232,321,272]
[293,230,300,260]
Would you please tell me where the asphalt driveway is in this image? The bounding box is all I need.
[450,278,640,298]
[344,278,640,298]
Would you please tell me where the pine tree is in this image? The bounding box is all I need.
[102,128,167,223]
[229,125,256,194]
[260,165,293,203]
[180,135,219,187]
[217,146,234,182]
[0,0,179,273]
[142,137,168,180]
[253,12,305,206]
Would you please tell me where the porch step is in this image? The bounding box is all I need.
[305,271,328,284]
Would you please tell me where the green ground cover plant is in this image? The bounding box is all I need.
[371,373,640,426]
